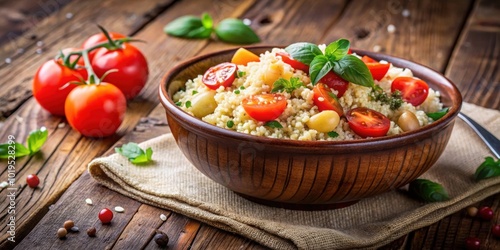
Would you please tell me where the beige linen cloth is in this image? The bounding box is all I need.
[88,103,500,250]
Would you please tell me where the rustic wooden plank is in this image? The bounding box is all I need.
[190,226,268,250]
[13,173,143,250]
[445,0,500,109]
[0,0,178,119]
[321,0,474,73]
[144,213,202,250]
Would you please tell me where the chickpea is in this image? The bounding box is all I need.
[190,91,217,118]
[306,110,340,133]
[397,111,420,132]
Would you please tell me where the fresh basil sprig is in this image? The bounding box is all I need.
[164,13,260,44]
[0,127,48,159]
[271,77,304,93]
[409,179,449,202]
[474,156,500,181]
[285,39,374,88]
[427,108,449,121]
[115,142,153,164]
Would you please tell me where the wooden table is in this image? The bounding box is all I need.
[1,0,499,249]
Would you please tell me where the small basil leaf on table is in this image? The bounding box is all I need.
[115,142,154,164]
[427,108,449,120]
[0,143,31,158]
[284,42,323,65]
[215,18,260,44]
[409,179,449,202]
[27,126,48,155]
[164,15,212,39]
[325,39,350,61]
[309,55,333,85]
[475,156,500,180]
[333,55,374,88]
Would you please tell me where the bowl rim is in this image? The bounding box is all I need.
[159,45,462,149]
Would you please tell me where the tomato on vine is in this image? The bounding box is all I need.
[82,32,126,60]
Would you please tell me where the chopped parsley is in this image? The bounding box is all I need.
[185,100,192,108]
[192,90,198,95]
[327,131,339,138]
[264,121,283,128]
[175,101,182,106]
[234,89,240,94]
[370,89,403,110]
[237,70,246,78]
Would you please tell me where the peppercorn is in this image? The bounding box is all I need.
[63,220,74,230]
[466,206,478,217]
[154,231,169,248]
[57,228,67,239]
[87,227,97,237]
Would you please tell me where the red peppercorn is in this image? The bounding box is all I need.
[465,237,481,250]
[26,174,40,188]
[477,206,494,221]
[98,208,113,224]
[492,224,500,238]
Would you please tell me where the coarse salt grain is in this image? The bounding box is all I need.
[387,24,396,33]
[160,214,167,221]
[0,181,8,188]
[402,9,410,17]
[58,122,66,128]
[373,45,382,52]
[114,206,125,213]
[85,198,93,205]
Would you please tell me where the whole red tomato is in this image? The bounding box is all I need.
[65,83,126,138]
[32,53,87,116]
[82,32,126,60]
[91,43,148,99]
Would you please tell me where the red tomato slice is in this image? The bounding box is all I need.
[242,94,287,121]
[346,107,390,138]
[361,55,390,81]
[277,52,309,72]
[391,77,429,106]
[318,71,349,97]
[312,83,344,116]
[202,62,237,90]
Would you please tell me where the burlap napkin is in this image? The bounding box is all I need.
[88,102,500,250]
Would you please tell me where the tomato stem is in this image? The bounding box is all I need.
[81,49,99,84]
[98,25,119,49]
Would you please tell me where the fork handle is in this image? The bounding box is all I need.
[458,112,500,159]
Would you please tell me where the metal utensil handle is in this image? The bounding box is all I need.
[458,112,500,159]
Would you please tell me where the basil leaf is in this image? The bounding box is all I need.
[264,121,283,128]
[310,55,333,85]
[0,143,30,158]
[27,127,48,155]
[325,39,350,61]
[271,77,303,93]
[333,55,374,88]
[215,18,260,44]
[284,42,323,65]
[130,147,153,164]
[427,108,449,121]
[409,179,449,202]
[201,13,213,29]
[164,15,212,39]
[475,156,500,181]
[116,143,153,164]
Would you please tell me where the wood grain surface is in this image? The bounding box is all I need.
[1,0,499,249]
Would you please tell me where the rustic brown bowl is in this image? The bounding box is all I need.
[159,46,462,210]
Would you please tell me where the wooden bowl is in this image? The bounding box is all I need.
[159,46,462,210]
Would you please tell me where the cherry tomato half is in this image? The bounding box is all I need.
[82,32,126,60]
[91,43,149,99]
[65,83,126,138]
[32,59,87,116]
[361,56,390,81]
[318,71,349,98]
[391,77,429,106]
[242,94,287,121]
[346,107,390,138]
[277,52,309,72]
[312,83,344,116]
[202,62,237,90]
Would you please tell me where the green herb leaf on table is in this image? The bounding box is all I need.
[284,42,323,65]
[325,39,350,61]
[201,13,213,29]
[164,15,212,39]
[409,179,449,202]
[215,18,260,44]
[0,127,48,159]
[271,77,304,93]
[427,108,449,121]
[264,121,283,129]
[333,55,374,88]
[474,157,500,181]
[27,126,48,155]
[0,143,31,158]
[309,55,333,85]
[115,142,153,164]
